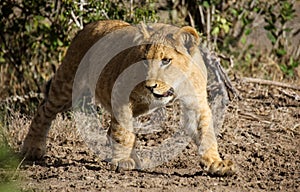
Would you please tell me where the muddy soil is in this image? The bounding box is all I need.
[17,79,300,191]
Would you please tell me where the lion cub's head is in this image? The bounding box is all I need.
[136,23,203,104]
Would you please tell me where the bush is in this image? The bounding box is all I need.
[0,0,158,99]
[181,0,299,78]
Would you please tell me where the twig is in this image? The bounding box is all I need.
[130,0,133,20]
[278,89,300,101]
[242,77,300,91]
[70,10,83,29]
[198,5,205,27]
[11,156,26,180]
[218,53,235,68]
[238,111,271,124]
[101,10,110,20]
[206,6,211,50]
[188,11,195,28]
[79,0,85,28]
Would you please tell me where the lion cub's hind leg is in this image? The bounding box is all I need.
[22,78,73,160]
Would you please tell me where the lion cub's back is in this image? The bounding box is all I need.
[55,20,132,84]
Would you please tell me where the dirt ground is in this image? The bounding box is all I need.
[6,78,300,191]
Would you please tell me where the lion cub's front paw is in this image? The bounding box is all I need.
[111,158,137,172]
[208,159,235,176]
[201,158,235,176]
[21,137,46,160]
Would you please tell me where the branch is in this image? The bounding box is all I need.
[206,6,211,49]
[198,5,205,27]
[70,10,83,29]
[218,53,235,68]
[278,89,300,101]
[100,10,110,20]
[188,11,195,28]
[242,77,300,91]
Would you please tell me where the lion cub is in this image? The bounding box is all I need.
[22,20,235,176]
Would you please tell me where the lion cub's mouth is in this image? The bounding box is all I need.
[151,88,174,98]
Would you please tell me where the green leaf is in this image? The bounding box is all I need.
[230,8,238,16]
[279,64,287,72]
[253,7,260,13]
[57,39,63,47]
[245,28,252,36]
[203,1,210,8]
[276,49,287,56]
[266,32,276,44]
[222,24,230,34]
[220,18,227,24]
[283,27,292,32]
[0,57,5,63]
[241,36,246,45]
[290,57,300,67]
[211,26,220,36]
[25,23,31,32]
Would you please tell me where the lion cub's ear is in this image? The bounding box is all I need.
[140,22,151,39]
[174,26,200,54]
[134,22,150,42]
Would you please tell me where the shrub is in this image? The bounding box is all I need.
[0,0,158,99]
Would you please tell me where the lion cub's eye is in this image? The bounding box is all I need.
[142,58,148,66]
[161,58,172,66]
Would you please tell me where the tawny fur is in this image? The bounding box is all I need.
[22,20,235,176]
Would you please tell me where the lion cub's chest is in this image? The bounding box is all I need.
[129,84,174,117]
